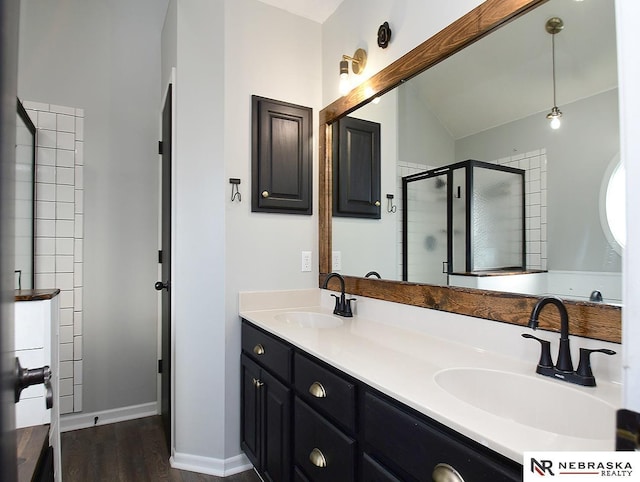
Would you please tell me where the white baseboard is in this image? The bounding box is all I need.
[60,402,158,432]
[170,451,253,477]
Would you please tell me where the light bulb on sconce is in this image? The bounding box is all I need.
[547,106,562,129]
[338,48,367,96]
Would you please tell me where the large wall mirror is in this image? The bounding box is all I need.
[319,0,622,343]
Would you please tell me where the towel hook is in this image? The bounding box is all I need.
[229,178,241,202]
[386,194,396,213]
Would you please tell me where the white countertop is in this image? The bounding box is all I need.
[239,289,622,464]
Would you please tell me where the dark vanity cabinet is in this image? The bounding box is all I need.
[241,323,292,482]
[241,320,523,482]
[332,116,381,219]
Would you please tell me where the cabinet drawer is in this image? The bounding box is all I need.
[294,398,356,482]
[242,321,292,383]
[362,453,403,482]
[294,353,356,432]
[363,391,521,482]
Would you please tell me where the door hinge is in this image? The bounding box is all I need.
[158,359,163,374]
[158,250,163,264]
[158,141,163,155]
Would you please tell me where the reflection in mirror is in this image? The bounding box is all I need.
[15,99,36,290]
[331,0,619,304]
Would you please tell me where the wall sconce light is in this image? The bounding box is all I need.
[339,48,368,96]
[545,17,564,130]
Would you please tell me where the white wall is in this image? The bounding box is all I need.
[617,0,640,411]
[18,0,168,413]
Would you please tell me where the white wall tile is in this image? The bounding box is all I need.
[56,149,74,168]
[75,117,84,141]
[37,183,56,201]
[74,239,83,262]
[55,220,74,238]
[36,201,55,220]
[38,130,56,148]
[56,167,74,185]
[56,185,74,203]
[35,237,55,256]
[74,141,83,165]
[59,325,74,344]
[37,147,56,166]
[57,114,75,133]
[34,273,55,289]
[74,166,83,189]
[59,395,73,415]
[49,104,75,115]
[59,361,73,379]
[73,389,82,413]
[74,190,83,213]
[73,361,83,385]
[55,237,74,257]
[59,308,73,326]
[37,111,56,130]
[59,290,74,309]
[35,255,55,273]
[74,263,83,287]
[56,256,74,273]
[59,343,73,362]
[75,108,84,118]
[73,312,82,336]
[36,165,55,184]
[23,101,49,111]
[74,288,82,311]
[74,215,83,238]
[73,336,82,360]
[57,132,75,150]
[56,202,75,220]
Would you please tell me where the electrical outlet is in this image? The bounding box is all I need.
[301,251,312,272]
[332,251,342,271]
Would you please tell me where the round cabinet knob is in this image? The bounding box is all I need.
[432,463,465,482]
[308,382,327,398]
[309,448,327,468]
[253,344,265,355]
[261,190,270,198]
[374,200,381,206]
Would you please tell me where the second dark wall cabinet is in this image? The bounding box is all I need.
[332,116,381,219]
[252,96,312,215]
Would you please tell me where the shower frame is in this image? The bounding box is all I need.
[402,159,526,282]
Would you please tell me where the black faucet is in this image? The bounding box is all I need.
[322,273,354,317]
[522,296,615,386]
[364,271,381,279]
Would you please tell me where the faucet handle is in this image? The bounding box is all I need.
[343,298,355,317]
[330,294,342,315]
[576,347,616,385]
[521,333,553,368]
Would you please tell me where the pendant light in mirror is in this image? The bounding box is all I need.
[546,17,564,129]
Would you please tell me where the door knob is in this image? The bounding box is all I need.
[14,357,53,409]
[155,281,169,291]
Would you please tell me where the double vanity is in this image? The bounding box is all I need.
[239,288,620,481]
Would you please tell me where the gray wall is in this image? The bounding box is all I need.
[456,89,621,273]
[18,0,169,413]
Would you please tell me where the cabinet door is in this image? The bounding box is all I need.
[240,354,262,469]
[252,96,312,215]
[332,116,381,219]
[262,370,292,482]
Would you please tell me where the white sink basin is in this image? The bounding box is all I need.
[434,368,615,439]
[275,311,344,329]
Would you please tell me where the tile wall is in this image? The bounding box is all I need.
[24,101,84,415]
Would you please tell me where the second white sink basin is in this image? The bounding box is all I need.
[275,311,344,329]
[434,367,615,439]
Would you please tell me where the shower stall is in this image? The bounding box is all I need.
[402,159,525,285]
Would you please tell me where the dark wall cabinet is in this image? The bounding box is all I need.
[332,116,381,219]
[240,320,523,482]
[252,96,312,215]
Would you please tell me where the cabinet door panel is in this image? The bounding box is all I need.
[240,354,261,469]
[363,391,521,482]
[262,370,292,482]
[294,398,356,482]
[362,453,403,482]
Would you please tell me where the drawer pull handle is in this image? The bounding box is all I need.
[432,463,464,482]
[308,382,326,398]
[252,378,263,388]
[309,448,327,468]
[261,190,270,198]
[253,344,265,355]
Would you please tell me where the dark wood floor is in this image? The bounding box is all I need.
[61,416,262,482]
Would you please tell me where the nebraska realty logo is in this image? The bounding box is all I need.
[524,452,640,481]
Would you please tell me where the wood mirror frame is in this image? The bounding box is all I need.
[318,0,621,344]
